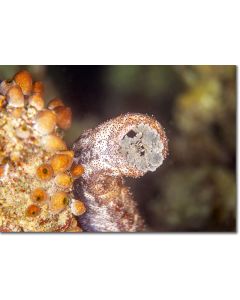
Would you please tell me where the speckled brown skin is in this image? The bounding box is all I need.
[74,173,146,232]
[73,113,168,232]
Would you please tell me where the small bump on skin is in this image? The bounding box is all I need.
[50,153,73,174]
[36,164,54,181]
[50,192,69,214]
[0,80,15,95]
[54,106,72,130]
[16,125,30,139]
[48,98,64,110]
[30,188,49,205]
[41,134,67,152]
[26,204,41,217]
[32,81,44,96]
[70,200,86,216]
[55,173,72,188]
[70,164,85,178]
[35,110,57,135]
[14,70,32,96]
[28,94,45,110]
[7,85,24,107]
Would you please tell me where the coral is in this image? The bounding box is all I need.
[0,70,168,232]
[0,71,83,232]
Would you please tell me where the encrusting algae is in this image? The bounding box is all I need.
[0,70,85,232]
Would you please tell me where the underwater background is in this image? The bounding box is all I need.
[0,65,236,232]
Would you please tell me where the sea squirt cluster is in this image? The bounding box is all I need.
[0,70,86,232]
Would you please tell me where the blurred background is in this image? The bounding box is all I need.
[0,65,236,232]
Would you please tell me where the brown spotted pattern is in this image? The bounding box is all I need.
[73,114,168,232]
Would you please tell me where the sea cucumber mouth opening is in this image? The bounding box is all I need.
[119,123,164,172]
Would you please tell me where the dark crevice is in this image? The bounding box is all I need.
[126,130,137,138]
